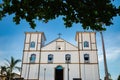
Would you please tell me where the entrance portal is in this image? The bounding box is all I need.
[55,66,63,80]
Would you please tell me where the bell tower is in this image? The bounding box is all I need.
[76,32,100,80]
[21,32,46,80]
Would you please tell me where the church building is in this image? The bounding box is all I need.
[21,31,100,80]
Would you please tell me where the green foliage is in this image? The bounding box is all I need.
[108,73,113,80]
[0,66,7,75]
[0,56,21,80]
[118,75,120,80]
[0,0,120,30]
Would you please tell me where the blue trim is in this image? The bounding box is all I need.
[56,66,63,70]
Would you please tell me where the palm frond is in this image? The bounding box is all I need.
[15,66,21,71]
[3,56,21,79]
[5,58,10,67]
[14,59,21,65]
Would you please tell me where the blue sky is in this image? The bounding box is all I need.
[0,0,120,80]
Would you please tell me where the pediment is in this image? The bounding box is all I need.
[42,38,78,51]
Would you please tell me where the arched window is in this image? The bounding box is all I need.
[84,41,89,47]
[30,41,35,48]
[48,54,53,63]
[56,65,63,70]
[65,54,71,63]
[30,54,36,63]
[84,54,90,63]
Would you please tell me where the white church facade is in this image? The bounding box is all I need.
[21,32,100,80]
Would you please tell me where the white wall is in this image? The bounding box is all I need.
[80,51,98,63]
[23,52,40,63]
[81,64,99,80]
[40,51,79,63]
[39,64,80,80]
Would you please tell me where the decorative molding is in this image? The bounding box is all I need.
[23,49,98,52]
[22,62,98,64]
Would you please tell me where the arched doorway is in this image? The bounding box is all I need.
[55,65,63,80]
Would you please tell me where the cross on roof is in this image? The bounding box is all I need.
[58,33,62,38]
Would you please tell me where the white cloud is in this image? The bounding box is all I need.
[106,49,120,60]
[98,47,120,80]
[98,48,120,62]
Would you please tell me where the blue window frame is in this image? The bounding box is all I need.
[30,41,35,48]
[56,66,63,70]
[84,41,89,47]
[30,54,36,63]
[48,54,53,63]
[65,54,71,63]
